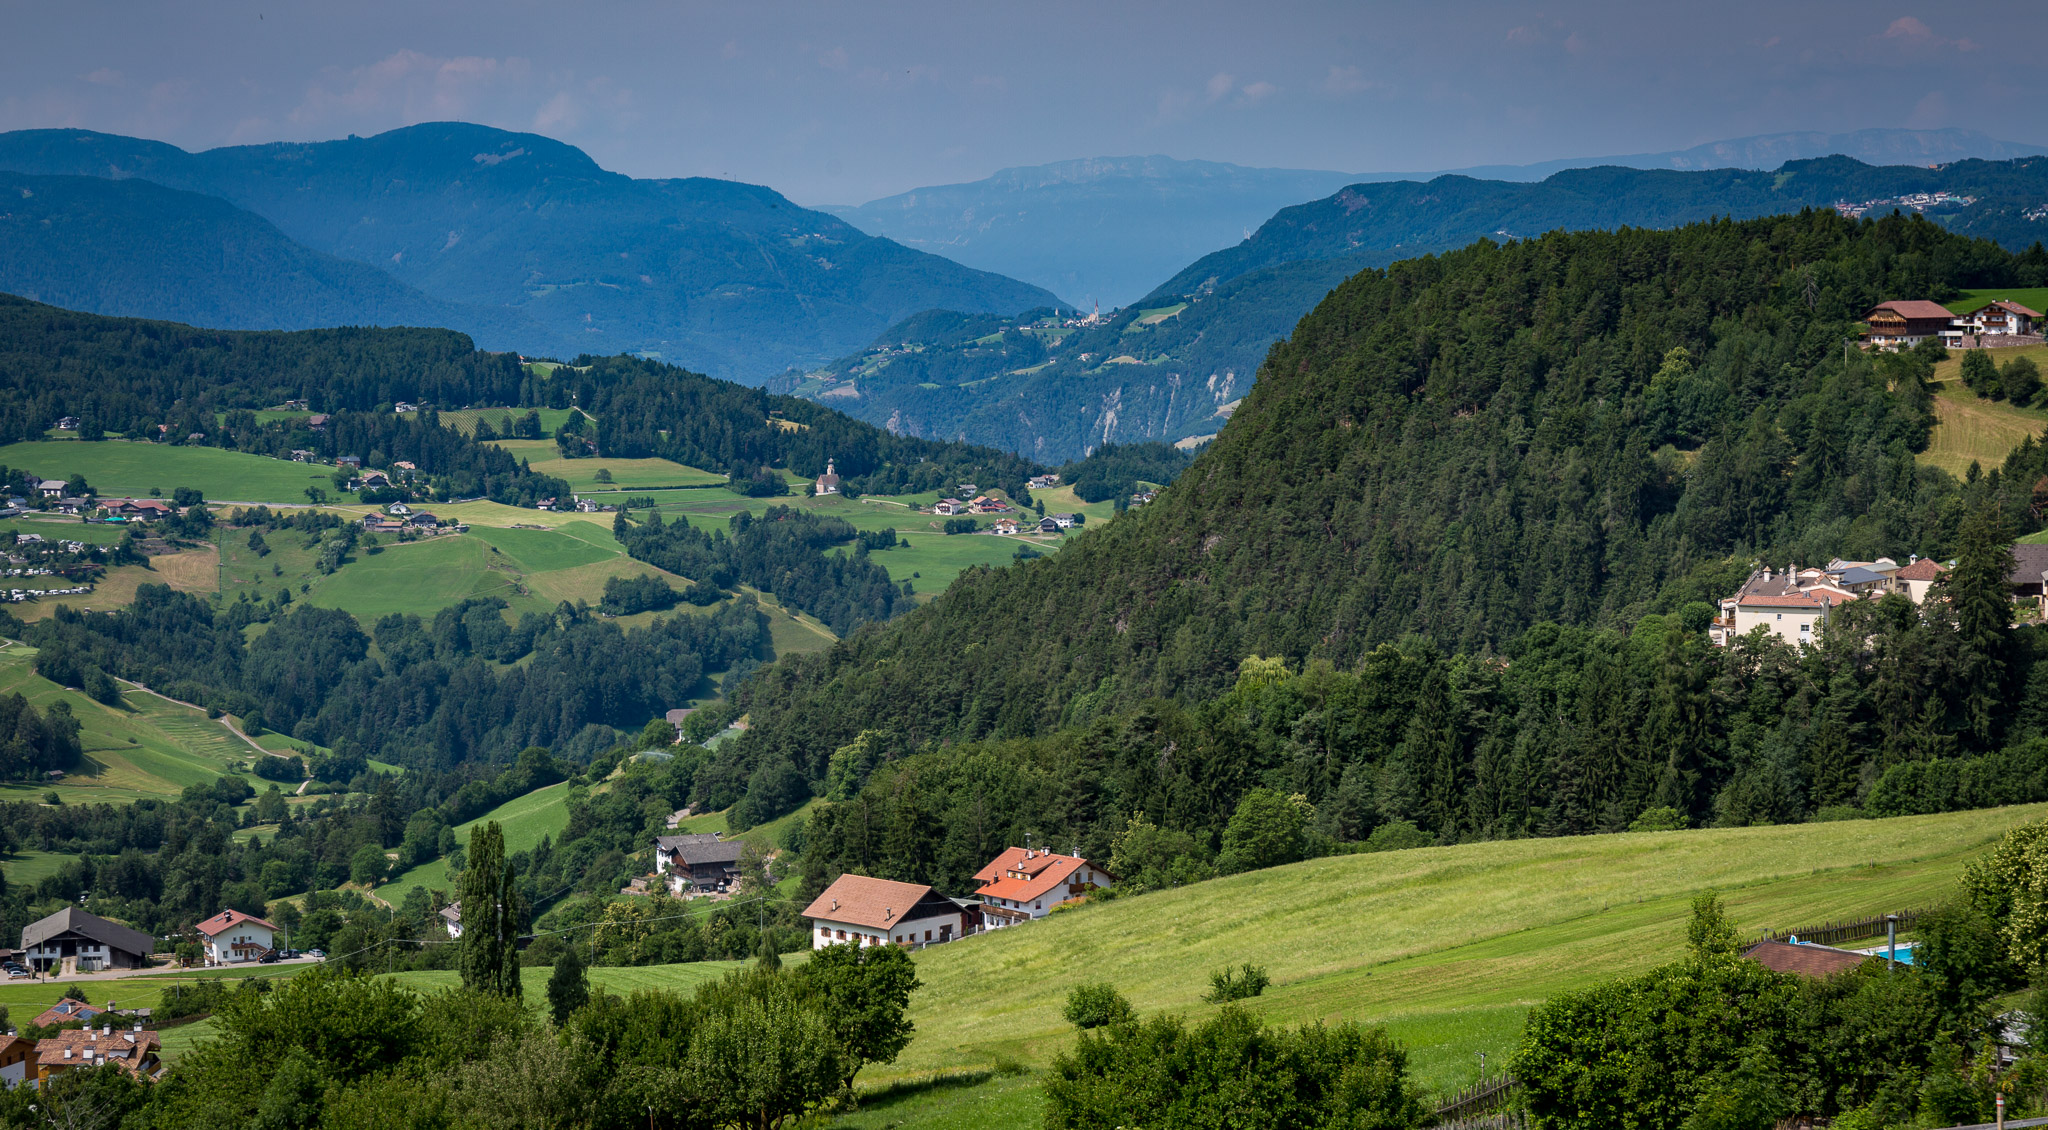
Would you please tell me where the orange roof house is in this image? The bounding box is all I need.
[973,848,1115,928]
[802,874,966,950]
[36,1025,160,1084]
[194,909,278,964]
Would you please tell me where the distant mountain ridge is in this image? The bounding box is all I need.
[791,154,2048,462]
[0,123,1059,381]
[0,171,556,348]
[1392,127,2048,183]
[819,155,1361,307]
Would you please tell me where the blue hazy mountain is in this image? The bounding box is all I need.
[0,124,1059,381]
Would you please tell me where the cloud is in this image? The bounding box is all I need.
[1323,65,1375,96]
[817,46,849,71]
[1905,89,1951,129]
[1240,81,1277,105]
[81,68,123,87]
[1205,72,1235,103]
[290,49,535,130]
[1880,16,1979,52]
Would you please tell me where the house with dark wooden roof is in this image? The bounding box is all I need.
[2009,543,2048,618]
[1864,300,1955,349]
[803,874,965,949]
[1743,939,1870,977]
[653,833,746,894]
[21,908,153,974]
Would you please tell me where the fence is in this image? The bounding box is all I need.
[1436,1075,1519,1123]
[1764,909,1920,949]
[1437,1110,1526,1130]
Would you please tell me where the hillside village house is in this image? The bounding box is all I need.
[653,833,746,894]
[2010,544,2048,617]
[1711,555,1959,646]
[194,909,277,964]
[974,848,1114,928]
[35,480,67,500]
[815,460,841,495]
[934,499,964,516]
[32,999,102,1029]
[0,1033,35,1088]
[36,1025,160,1086]
[1895,555,1948,602]
[1742,939,1870,978]
[439,904,462,938]
[1864,300,1955,349]
[803,874,966,949]
[1051,513,1081,529]
[1949,299,2042,342]
[992,517,1021,535]
[1039,516,1062,535]
[22,908,153,973]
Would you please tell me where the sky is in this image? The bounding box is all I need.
[3,1,2044,205]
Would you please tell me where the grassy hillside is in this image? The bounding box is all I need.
[1954,288,2048,316]
[376,780,577,908]
[0,440,339,504]
[1923,346,2048,477]
[0,643,271,809]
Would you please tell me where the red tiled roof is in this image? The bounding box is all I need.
[1866,300,1955,321]
[1984,299,2043,318]
[1895,557,1946,581]
[36,1027,158,1076]
[973,848,1093,904]
[194,909,276,938]
[1736,591,1829,609]
[32,1001,101,1028]
[802,874,937,931]
[1743,939,1869,977]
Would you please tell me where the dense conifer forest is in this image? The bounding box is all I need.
[709,210,2048,863]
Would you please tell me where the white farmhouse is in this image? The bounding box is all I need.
[973,848,1114,929]
[195,910,277,964]
[802,874,964,949]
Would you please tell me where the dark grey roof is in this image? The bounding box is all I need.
[655,833,723,852]
[1837,567,1888,585]
[21,908,153,957]
[675,841,747,866]
[2010,544,2048,587]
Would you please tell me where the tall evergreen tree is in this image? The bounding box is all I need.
[1941,503,2019,743]
[458,821,527,999]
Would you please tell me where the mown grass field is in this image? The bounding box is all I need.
[438,407,579,439]
[0,441,335,505]
[1954,289,2048,317]
[0,645,269,809]
[1923,348,2048,478]
[487,438,728,492]
[865,803,2041,1105]
[376,781,578,908]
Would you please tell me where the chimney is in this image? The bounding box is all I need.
[830,899,838,912]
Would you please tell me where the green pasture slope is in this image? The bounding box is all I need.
[823,803,2041,1125]
[0,644,269,812]
[1954,288,2048,317]
[376,780,577,909]
[0,441,334,505]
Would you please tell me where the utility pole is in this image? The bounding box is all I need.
[1885,913,1898,975]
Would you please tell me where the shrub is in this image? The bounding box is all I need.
[1630,806,1690,832]
[1063,983,1135,1029]
[1364,820,1434,852]
[1202,964,1271,1003]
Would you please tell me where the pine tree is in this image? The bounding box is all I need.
[458,821,527,998]
[1939,503,2017,744]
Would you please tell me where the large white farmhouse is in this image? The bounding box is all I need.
[973,848,1114,929]
[801,874,965,949]
[195,909,277,964]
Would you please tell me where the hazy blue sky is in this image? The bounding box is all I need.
[4,1,2042,204]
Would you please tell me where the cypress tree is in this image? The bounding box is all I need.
[458,821,527,998]
[546,944,589,1025]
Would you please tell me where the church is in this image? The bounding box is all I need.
[815,459,841,495]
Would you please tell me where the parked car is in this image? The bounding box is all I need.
[307,949,326,960]
[258,950,281,964]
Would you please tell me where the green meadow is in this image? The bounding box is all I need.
[376,781,578,909]
[0,441,335,505]
[1924,346,2048,479]
[0,644,270,809]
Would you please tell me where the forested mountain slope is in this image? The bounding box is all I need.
[719,212,2048,839]
[0,124,1059,380]
[793,157,2048,462]
[0,172,554,349]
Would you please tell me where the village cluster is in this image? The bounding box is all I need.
[1828,190,1977,219]
[1864,297,2044,349]
[1710,544,2048,647]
